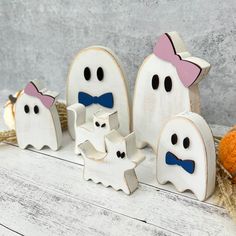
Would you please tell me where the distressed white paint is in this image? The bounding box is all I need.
[79,130,145,194]
[66,46,131,139]
[15,81,62,151]
[157,112,216,201]
[68,104,119,154]
[133,32,210,152]
[0,143,235,235]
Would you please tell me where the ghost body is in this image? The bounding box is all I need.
[79,130,145,195]
[67,103,119,154]
[133,32,210,152]
[157,112,216,201]
[15,81,62,151]
[67,46,131,139]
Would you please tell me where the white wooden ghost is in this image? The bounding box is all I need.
[67,103,119,154]
[15,81,62,150]
[133,32,211,152]
[66,46,131,139]
[157,112,216,201]
[79,130,145,195]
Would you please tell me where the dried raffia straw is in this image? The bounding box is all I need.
[214,135,236,222]
[0,101,68,144]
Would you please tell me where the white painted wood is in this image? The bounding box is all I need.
[157,112,216,201]
[0,224,21,236]
[68,104,119,154]
[133,32,211,152]
[0,168,174,236]
[66,46,131,139]
[15,81,62,151]
[79,130,145,195]
[0,144,235,235]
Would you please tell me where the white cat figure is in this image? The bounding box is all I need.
[157,112,216,201]
[15,81,62,150]
[79,130,145,195]
[67,103,119,154]
[133,32,211,152]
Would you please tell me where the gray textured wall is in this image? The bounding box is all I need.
[0,0,235,126]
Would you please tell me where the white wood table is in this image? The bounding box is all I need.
[0,110,235,235]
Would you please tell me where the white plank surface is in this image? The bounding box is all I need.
[0,143,235,235]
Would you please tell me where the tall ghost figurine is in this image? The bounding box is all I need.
[15,81,62,150]
[133,32,211,152]
[67,46,131,139]
[157,112,216,201]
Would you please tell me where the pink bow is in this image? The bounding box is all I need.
[24,82,55,109]
[153,33,201,88]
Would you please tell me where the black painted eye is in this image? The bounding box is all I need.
[34,105,39,114]
[120,152,125,159]
[84,67,91,81]
[151,74,159,90]
[95,121,100,127]
[24,105,30,114]
[171,134,178,145]
[183,137,190,149]
[116,151,121,157]
[97,67,104,81]
[101,123,106,128]
[164,76,172,92]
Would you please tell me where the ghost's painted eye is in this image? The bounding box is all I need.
[97,67,104,81]
[84,67,91,81]
[171,133,178,145]
[95,121,100,127]
[151,74,159,90]
[34,105,39,114]
[116,151,125,159]
[164,76,172,92]
[120,152,125,159]
[101,123,106,128]
[183,137,190,149]
[24,105,30,114]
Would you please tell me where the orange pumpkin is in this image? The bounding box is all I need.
[218,126,236,183]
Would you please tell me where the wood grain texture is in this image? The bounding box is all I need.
[0,144,235,235]
[0,168,174,236]
[0,224,22,236]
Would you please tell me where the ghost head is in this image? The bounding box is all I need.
[67,46,131,139]
[157,112,216,201]
[15,81,62,150]
[133,32,210,152]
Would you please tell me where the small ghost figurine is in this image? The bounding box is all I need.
[79,130,145,195]
[15,81,62,150]
[67,103,119,154]
[157,112,216,201]
[133,32,211,152]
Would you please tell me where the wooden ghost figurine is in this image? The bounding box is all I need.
[133,32,211,152]
[79,130,145,195]
[157,112,216,201]
[67,103,119,154]
[15,81,62,150]
[66,46,131,139]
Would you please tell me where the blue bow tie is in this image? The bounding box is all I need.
[78,92,114,109]
[165,151,195,174]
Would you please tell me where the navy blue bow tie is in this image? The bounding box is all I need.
[78,92,114,109]
[165,151,195,174]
